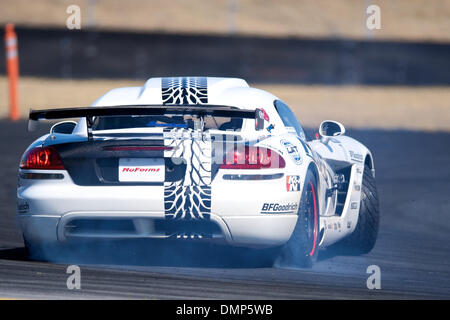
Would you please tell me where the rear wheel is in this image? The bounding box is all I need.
[334,165,380,254]
[276,169,320,268]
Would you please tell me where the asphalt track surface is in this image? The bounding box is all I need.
[0,120,449,299]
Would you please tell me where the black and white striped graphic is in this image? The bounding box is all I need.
[163,128,212,220]
[161,77,208,105]
[164,185,211,219]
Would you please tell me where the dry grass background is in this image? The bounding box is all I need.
[1,76,449,131]
[1,0,449,42]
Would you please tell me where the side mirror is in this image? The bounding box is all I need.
[255,109,265,131]
[319,120,345,140]
[50,121,77,134]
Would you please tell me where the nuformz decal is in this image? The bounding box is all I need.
[280,139,302,164]
[122,167,160,173]
[161,77,208,104]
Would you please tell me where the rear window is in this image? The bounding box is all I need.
[92,115,243,131]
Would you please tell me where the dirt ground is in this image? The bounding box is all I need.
[1,0,450,42]
[0,76,449,131]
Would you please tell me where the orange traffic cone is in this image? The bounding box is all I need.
[4,24,20,121]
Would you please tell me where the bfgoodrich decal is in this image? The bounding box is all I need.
[261,202,298,214]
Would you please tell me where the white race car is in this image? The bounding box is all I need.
[18,77,379,266]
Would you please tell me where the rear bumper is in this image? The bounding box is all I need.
[17,170,300,248]
[18,213,297,247]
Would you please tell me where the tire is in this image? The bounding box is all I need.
[276,169,320,268]
[336,165,380,254]
[23,237,44,261]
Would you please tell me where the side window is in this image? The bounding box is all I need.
[274,100,306,139]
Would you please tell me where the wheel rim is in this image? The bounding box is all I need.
[303,181,318,256]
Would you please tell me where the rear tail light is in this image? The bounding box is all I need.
[20,146,65,170]
[220,146,285,169]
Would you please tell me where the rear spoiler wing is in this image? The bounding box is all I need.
[28,104,266,136]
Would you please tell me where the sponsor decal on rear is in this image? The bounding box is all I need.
[280,139,302,165]
[261,202,298,214]
[122,167,160,173]
[119,158,164,182]
[286,175,301,191]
